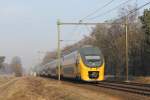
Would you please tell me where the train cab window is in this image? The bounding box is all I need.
[85,56,101,67]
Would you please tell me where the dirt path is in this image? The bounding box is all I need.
[0,76,149,100]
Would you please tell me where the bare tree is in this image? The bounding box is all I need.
[42,51,57,65]
[10,56,23,77]
[90,4,145,78]
[41,4,146,78]
[0,56,5,69]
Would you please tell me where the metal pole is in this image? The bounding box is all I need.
[57,20,61,81]
[125,16,129,82]
[56,21,123,81]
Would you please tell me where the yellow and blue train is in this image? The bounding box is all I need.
[37,46,105,81]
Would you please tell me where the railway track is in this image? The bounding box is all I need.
[44,77,150,97]
[90,81,150,96]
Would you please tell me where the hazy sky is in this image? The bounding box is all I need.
[0,0,149,70]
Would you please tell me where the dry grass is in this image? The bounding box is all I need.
[0,76,121,100]
[133,77,150,84]
[0,75,15,85]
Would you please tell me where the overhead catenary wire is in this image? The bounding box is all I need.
[81,0,115,21]
[88,0,133,20]
[82,23,93,37]
[68,25,80,43]
[127,0,150,16]
[61,22,80,47]
[118,0,150,21]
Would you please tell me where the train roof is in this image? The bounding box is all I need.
[42,46,102,67]
[79,46,101,55]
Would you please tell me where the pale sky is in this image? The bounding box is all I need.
[0,0,149,70]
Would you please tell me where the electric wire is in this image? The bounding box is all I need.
[88,0,132,20]
[83,24,92,34]
[81,0,115,21]
[127,0,150,16]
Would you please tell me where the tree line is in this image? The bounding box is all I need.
[41,6,150,77]
[0,56,23,77]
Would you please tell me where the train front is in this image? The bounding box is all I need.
[79,46,104,81]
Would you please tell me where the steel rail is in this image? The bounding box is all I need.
[89,81,150,96]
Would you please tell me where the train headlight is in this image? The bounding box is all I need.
[88,71,99,79]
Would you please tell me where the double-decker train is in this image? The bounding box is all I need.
[36,46,105,81]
